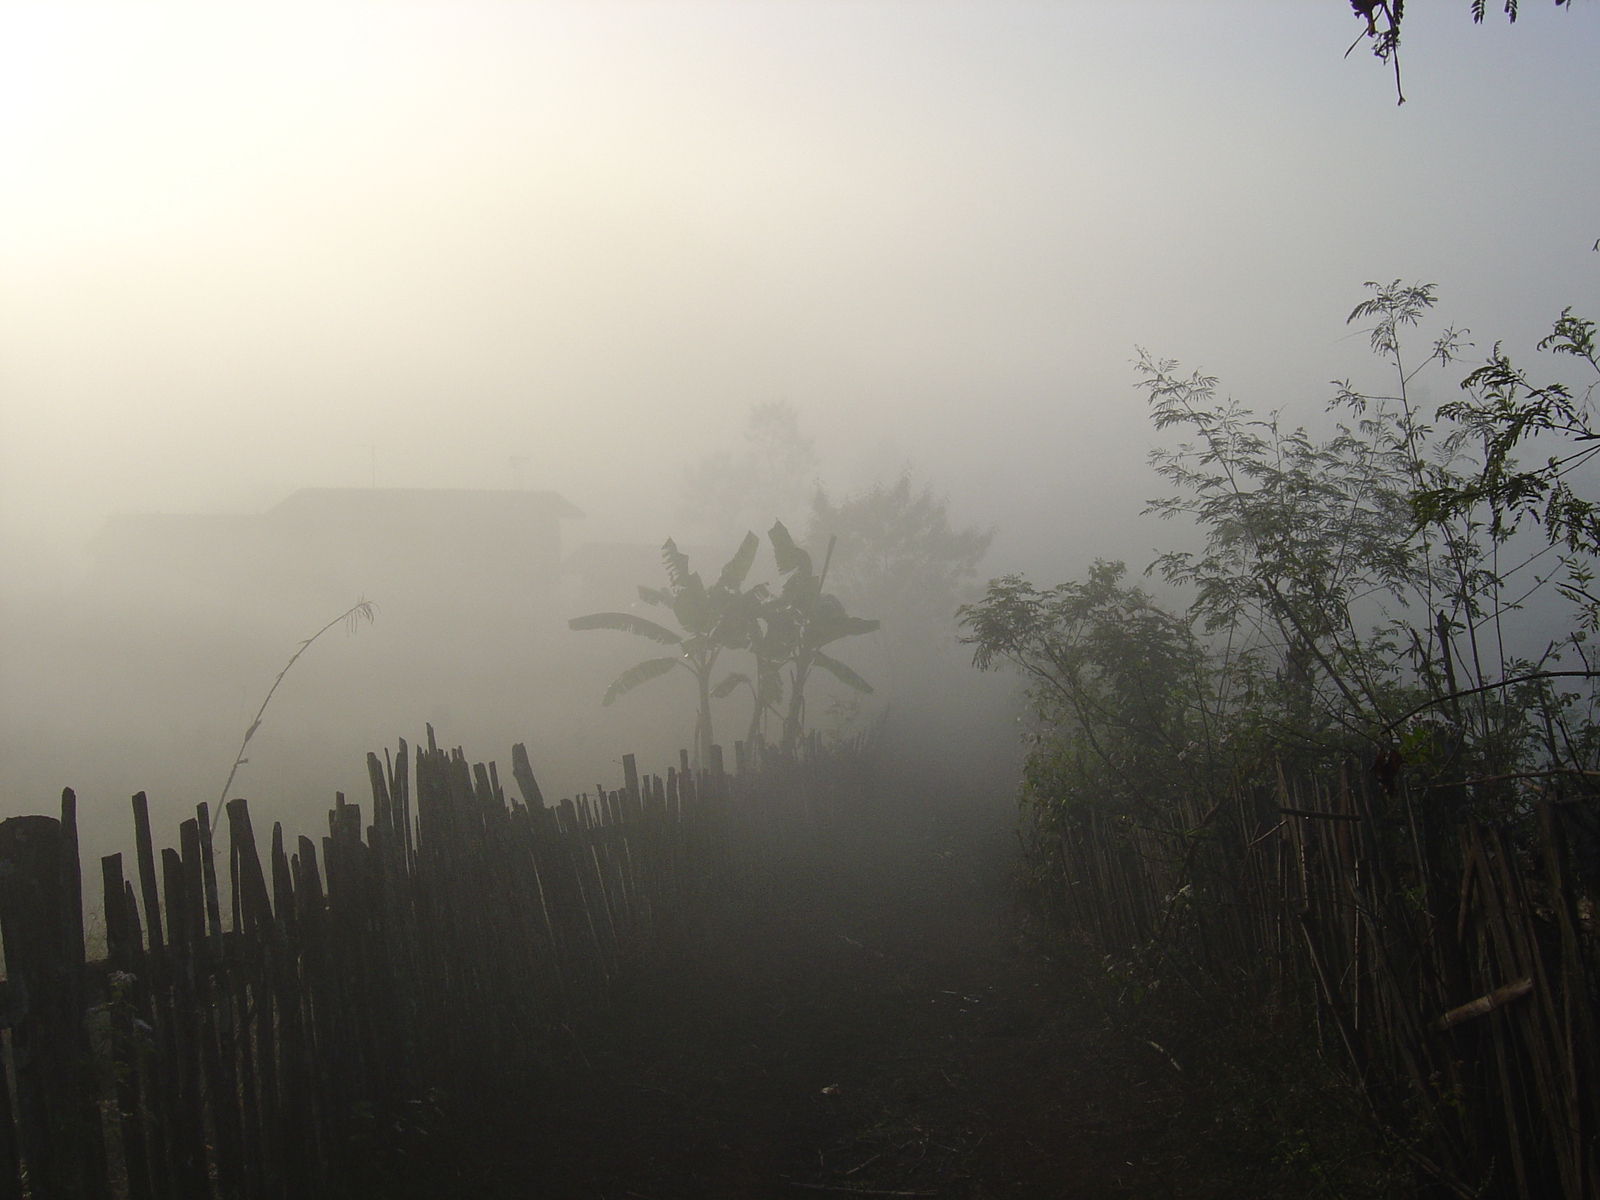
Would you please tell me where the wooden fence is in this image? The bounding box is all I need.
[0,730,846,1199]
[1035,766,1600,1199]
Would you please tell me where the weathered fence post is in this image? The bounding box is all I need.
[101,853,155,1200]
[0,812,109,1200]
[0,735,793,1199]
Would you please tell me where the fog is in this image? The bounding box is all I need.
[2,2,1597,868]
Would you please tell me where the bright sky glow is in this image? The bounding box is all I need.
[2,2,1596,579]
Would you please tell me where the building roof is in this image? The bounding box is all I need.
[271,488,585,522]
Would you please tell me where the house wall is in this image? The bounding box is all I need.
[90,488,583,639]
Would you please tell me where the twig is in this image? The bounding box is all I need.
[1246,819,1285,849]
[842,1153,881,1177]
[218,599,375,805]
[1279,807,1361,822]
[782,1185,936,1197]
[1433,977,1533,1032]
[1451,768,1600,788]
[1378,669,1600,738]
[1145,1040,1183,1074]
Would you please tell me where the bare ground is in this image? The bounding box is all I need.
[415,788,1337,1199]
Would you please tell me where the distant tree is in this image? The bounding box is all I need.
[807,474,995,649]
[679,403,821,542]
[569,535,766,768]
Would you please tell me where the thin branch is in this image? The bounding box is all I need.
[1378,669,1600,739]
[218,599,375,805]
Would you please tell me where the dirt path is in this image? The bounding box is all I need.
[436,791,1254,1199]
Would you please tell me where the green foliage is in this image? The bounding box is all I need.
[569,523,881,763]
[963,561,1201,735]
[962,561,1215,827]
[764,519,881,756]
[964,279,1600,890]
[1417,309,1600,614]
[963,282,1600,1197]
[570,534,767,766]
[1135,316,1461,754]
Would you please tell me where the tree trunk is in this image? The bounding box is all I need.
[745,656,774,749]
[695,666,714,769]
[781,658,810,758]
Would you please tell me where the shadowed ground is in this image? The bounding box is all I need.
[419,789,1288,1199]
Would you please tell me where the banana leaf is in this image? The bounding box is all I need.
[717,531,760,592]
[672,576,713,634]
[661,538,698,590]
[602,656,682,705]
[768,519,813,578]
[569,612,683,645]
[712,672,751,699]
[809,614,881,649]
[812,650,874,694]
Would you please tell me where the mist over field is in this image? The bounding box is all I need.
[2,1,1596,867]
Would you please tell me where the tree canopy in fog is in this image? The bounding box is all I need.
[678,403,820,544]
[963,282,1600,822]
[808,475,993,648]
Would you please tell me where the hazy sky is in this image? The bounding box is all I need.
[3,1,1597,584]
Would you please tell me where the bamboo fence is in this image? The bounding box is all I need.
[1035,766,1600,1199]
[0,729,846,1199]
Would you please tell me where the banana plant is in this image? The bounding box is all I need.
[569,533,765,768]
[709,616,787,751]
[764,520,880,756]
